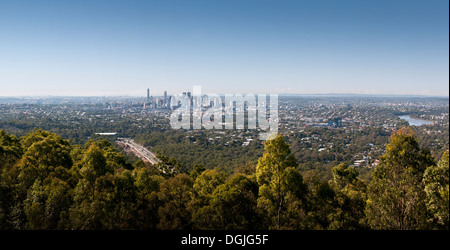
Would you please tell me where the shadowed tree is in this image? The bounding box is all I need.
[366,127,435,230]
[97,169,138,229]
[157,173,193,230]
[0,130,22,171]
[23,177,72,229]
[331,163,358,190]
[194,173,260,230]
[79,143,108,200]
[7,130,72,229]
[0,130,22,229]
[190,164,206,181]
[133,166,164,229]
[328,163,367,230]
[191,169,228,208]
[69,143,111,229]
[256,134,308,230]
[423,151,449,229]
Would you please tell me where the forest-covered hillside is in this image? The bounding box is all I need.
[0,128,448,230]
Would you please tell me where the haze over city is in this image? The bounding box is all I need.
[0,0,448,97]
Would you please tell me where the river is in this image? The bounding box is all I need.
[398,115,434,126]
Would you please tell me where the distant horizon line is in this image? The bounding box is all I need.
[1,93,449,98]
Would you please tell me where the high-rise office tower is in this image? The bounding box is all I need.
[147,89,150,101]
[164,91,168,105]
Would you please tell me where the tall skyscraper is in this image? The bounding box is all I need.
[147,89,150,102]
[164,91,168,105]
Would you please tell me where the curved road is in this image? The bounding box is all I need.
[117,138,160,165]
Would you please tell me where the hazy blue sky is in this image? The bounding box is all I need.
[0,0,448,96]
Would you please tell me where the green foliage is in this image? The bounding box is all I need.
[155,153,184,178]
[190,171,261,230]
[191,169,228,208]
[423,151,449,229]
[157,173,193,230]
[306,182,336,229]
[382,128,435,173]
[190,164,207,180]
[24,177,72,229]
[256,134,308,230]
[0,130,22,171]
[331,163,358,190]
[207,174,260,230]
[135,130,264,173]
[133,167,164,229]
[80,143,109,186]
[366,128,433,230]
[19,131,73,184]
[0,128,448,230]
[328,164,367,229]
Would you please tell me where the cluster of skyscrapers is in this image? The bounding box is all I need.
[144,88,170,109]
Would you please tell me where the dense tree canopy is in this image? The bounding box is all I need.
[423,151,449,229]
[366,128,435,230]
[256,134,308,230]
[0,128,448,230]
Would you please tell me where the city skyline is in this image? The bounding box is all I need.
[0,0,448,97]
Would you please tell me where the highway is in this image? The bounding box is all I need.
[116,138,160,165]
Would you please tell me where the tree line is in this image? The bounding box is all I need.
[0,128,448,230]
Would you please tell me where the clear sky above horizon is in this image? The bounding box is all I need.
[0,0,448,97]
